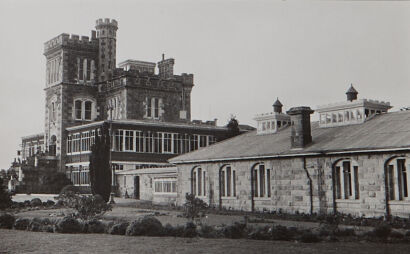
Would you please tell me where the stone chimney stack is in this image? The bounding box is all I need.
[346,84,358,102]
[286,106,314,148]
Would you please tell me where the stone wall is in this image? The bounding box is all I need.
[176,152,410,218]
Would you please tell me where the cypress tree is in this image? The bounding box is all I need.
[89,123,112,202]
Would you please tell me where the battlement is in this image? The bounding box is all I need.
[44,33,98,54]
[180,73,194,84]
[96,18,118,28]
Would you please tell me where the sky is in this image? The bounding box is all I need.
[0,0,409,170]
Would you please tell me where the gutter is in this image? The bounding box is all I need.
[171,147,410,165]
[302,157,313,215]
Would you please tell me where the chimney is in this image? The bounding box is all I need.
[346,84,358,102]
[273,98,283,113]
[286,106,314,148]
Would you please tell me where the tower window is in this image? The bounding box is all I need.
[84,101,92,120]
[75,100,82,120]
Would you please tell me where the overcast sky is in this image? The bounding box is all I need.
[0,0,409,170]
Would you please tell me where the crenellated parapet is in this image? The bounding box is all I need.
[95,18,118,29]
[44,33,98,55]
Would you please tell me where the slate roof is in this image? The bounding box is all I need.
[170,110,410,163]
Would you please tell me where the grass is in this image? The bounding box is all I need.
[1,229,409,254]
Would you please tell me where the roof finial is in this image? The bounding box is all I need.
[162,53,165,61]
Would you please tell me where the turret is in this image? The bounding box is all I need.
[95,18,118,81]
[158,54,175,79]
[346,84,358,102]
[273,98,283,113]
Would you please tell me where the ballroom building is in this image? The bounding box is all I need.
[170,86,410,218]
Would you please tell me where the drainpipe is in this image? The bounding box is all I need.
[302,157,313,215]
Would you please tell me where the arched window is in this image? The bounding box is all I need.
[334,159,359,200]
[220,165,236,197]
[84,101,92,120]
[192,167,206,197]
[252,163,271,198]
[387,157,409,201]
[75,100,82,120]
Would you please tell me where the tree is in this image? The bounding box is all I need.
[227,115,240,138]
[0,178,12,210]
[89,123,112,202]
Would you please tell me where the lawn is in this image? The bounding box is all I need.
[1,229,408,254]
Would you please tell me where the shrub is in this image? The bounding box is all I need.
[46,200,55,206]
[271,225,296,241]
[55,216,83,234]
[300,231,321,243]
[29,220,42,232]
[14,218,30,230]
[373,223,392,239]
[390,230,404,239]
[223,222,247,239]
[126,216,163,236]
[85,219,105,234]
[334,227,356,237]
[183,193,208,221]
[162,223,184,237]
[30,198,43,207]
[248,225,271,240]
[0,213,15,229]
[198,224,218,238]
[74,194,111,220]
[109,222,129,235]
[183,222,198,238]
[0,178,12,210]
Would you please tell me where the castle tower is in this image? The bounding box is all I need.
[95,18,118,81]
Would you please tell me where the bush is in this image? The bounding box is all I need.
[30,198,43,207]
[162,223,184,237]
[223,222,247,239]
[373,223,392,239]
[126,216,163,236]
[390,230,404,239]
[183,222,198,238]
[334,227,356,237]
[271,225,296,241]
[14,218,30,230]
[248,225,271,240]
[0,213,15,229]
[183,193,208,221]
[85,219,105,234]
[199,224,219,238]
[109,222,129,235]
[55,216,83,234]
[29,220,42,232]
[74,195,111,220]
[300,231,321,243]
[46,200,55,206]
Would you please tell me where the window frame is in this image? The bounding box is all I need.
[220,165,236,198]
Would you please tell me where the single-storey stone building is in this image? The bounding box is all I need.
[170,87,410,218]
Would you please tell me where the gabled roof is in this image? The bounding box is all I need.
[170,110,410,164]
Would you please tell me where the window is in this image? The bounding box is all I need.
[75,100,82,120]
[252,164,271,198]
[145,97,162,119]
[154,178,177,193]
[50,102,56,122]
[387,158,409,201]
[334,160,359,200]
[84,101,92,120]
[114,130,124,151]
[163,133,173,153]
[124,130,134,151]
[199,135,207,148]
[192,167,207,197]
[221,165,236,197]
